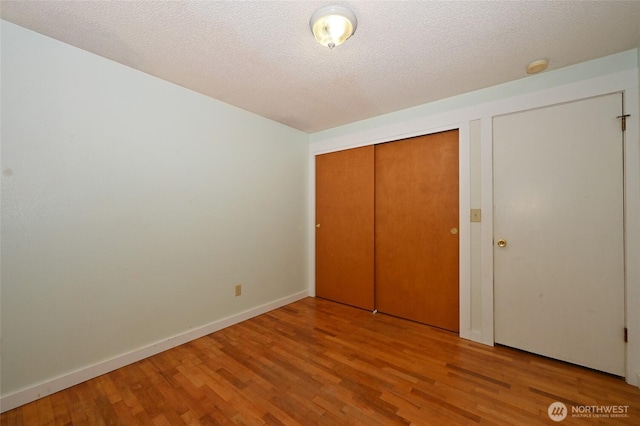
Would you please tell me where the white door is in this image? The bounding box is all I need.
[493,93,625,376]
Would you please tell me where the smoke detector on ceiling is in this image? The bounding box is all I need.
[526,59,549,74]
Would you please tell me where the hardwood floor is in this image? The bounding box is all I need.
[2,297,639,425]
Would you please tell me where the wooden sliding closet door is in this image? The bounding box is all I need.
[375,131,459,331]
[315,146,375,310]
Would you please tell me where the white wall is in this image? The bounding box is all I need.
[309,49,640,386]
[0,20,309,409]
[2,18,639,414]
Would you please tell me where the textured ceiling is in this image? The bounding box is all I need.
[2,1,640,133]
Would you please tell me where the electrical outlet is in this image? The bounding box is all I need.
[235,284,242,297]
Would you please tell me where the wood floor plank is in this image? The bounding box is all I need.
[3,297,640,425]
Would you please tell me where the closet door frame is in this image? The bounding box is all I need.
[309,123,471,338]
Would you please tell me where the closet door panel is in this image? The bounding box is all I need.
[315,146,375,310]
[375,131,459,331]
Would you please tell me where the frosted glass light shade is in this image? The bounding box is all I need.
[310,5,357,49]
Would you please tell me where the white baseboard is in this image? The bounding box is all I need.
[459,329,493,346]
[0,290,310,413]
[467,330,482,344]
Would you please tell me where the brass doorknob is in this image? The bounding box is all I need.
[497,239,507,247]
[316,224,320,228]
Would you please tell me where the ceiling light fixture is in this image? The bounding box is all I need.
[310,5,357,49]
